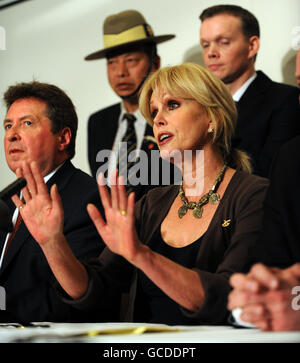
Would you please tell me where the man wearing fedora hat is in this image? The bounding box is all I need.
[86,10,179,200]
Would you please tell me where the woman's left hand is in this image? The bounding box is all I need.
[87,171,144,264]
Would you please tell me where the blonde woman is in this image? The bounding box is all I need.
[14,64,269,325]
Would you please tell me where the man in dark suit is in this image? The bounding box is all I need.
[0,81,105,323]
[199,5,300,177]
[86,10,180,200]
[228,136,300,331]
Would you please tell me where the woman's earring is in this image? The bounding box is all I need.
[208,128,214,134]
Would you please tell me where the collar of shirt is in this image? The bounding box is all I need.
[232,72,257,102]
[44,162,64,184]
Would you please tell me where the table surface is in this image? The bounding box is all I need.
[0,322,299,343]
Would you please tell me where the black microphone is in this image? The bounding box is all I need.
[0,177,27,202]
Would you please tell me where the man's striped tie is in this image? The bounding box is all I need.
[117,113,137,192]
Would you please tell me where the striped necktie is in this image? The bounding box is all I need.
[117,113,137,190]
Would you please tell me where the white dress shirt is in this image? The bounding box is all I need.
[232,72,257,102]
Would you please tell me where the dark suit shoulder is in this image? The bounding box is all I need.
[87,103,121,177]
[254,71,299,97]
[236,71,300,178]
[50,161,99,204]
[270,136,300,180]
[88,103,121,122]
[68,166,98,191]
[238,70,299,112]
[277,135,300,156]
[51,160,96,185]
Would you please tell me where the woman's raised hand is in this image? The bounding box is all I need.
[87,171,144,264]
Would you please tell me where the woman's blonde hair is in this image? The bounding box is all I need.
[139,62,252,173]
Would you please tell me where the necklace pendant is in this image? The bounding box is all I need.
[178,205,188,218]
[209,192,220,205]
[192,206,203,219]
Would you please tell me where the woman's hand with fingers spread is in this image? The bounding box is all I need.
[11,161,64,246]
[87,171,145,264]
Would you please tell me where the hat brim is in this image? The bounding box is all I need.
[84,34,175,61]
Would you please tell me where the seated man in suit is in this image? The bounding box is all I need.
[0,81,105,323]
[86,10,180,200]
[228,263,300,331]
[228,136,300,331]
[199,4,300,177]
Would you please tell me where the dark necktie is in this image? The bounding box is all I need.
[117,113,137,189]
[4,210,22,257]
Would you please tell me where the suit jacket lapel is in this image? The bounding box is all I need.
[93,104,121,177]
[238,71,270,110]
[98,104,121,152]
[144,123,154,137]
[233,71,271,143]
[46,159,75,194]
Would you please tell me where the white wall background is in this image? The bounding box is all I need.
[0,0,299,189]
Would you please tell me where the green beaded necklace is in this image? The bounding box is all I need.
[178,164,227,219]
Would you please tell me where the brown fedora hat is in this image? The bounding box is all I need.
[85,9,175,60]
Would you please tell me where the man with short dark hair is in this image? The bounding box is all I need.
[228,136,300,331]
[86,10,179,199]
[0,81,105,323]
[199,4,300,177]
